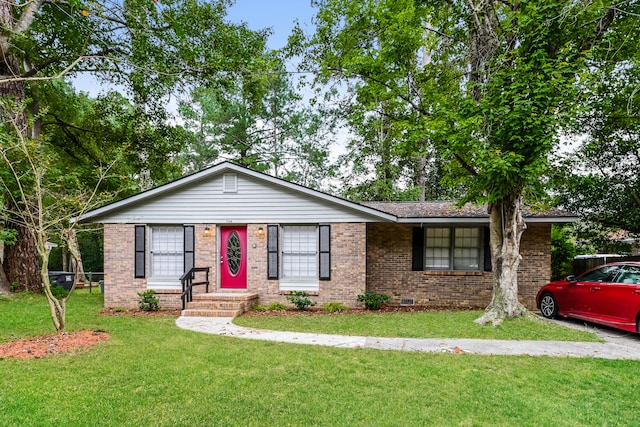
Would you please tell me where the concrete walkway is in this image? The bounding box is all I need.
[175,316,640,360]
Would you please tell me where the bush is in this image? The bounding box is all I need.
[138,290,160,311]
[357,292,390,310]
[286,291,316,311]
[253,302,288,312]
[50,284,69,299]
[267,302,288,311]
[322,302,349,313]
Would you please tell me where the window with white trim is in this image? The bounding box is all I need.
[425,228,451,269]
[150,226,184,277]
[282,225,317,278]
[425,227,481,271]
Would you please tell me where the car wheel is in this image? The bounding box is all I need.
[539,293,558,319]
[636,315,640,335]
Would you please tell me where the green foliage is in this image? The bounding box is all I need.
[308,0,638,319]
[0,228,17,245]
[9,282,19,293]
[178,57,337,189]
[551,225,578,280]
[309,0,637,205]
[138,290,160,312]
[357,292,390,310]
[322,302,348,313]
[254,302,289,312]
[268,302,288,311]
[49,285,69,299]
[550,56,640,234]
[286,291,316,311]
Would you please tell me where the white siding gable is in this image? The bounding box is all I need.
[82,166,393,224]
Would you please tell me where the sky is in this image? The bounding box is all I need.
[226,1,316,50]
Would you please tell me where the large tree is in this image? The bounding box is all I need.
[308,0,636,324]
[552,47,640,234]
[0,0,268,291]
[179,58,337,189]
[0,99,114,331]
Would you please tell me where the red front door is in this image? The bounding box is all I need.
[220,226,247,289]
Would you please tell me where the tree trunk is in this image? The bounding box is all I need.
[475,191,528,325]
[4,224,41,292]
[66,229,87,283]
[1,0,41,293]
[39,250,66,333]
[62,247,68,271]
[0,257,12,295]
[416,155,427,202]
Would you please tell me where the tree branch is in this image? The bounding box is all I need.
[0,55,87,83]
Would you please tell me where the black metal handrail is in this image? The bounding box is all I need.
[180,267,210,310]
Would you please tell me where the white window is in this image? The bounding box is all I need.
[453,228,481,270]
[150,226,184,277]
[425,227,481,271]
[282,226,317,278]
[425,228,451,269]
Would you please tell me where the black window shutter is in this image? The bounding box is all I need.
[267,225,279,279]
[412,227,425,271]
[134,225,145,278]
[184,225,195,273]
[319,225,331,280]
[483,226,492,272]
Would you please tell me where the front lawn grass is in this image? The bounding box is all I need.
[234,309,601,342]
[2,291,639,426]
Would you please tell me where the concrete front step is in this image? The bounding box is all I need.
[187,301,250,310]
[182,308,244,317]
[182,292,258,317]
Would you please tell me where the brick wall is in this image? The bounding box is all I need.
[103,223,218,310]
[517,223,552,308]
[321,223,367,306]
[366,223,551,310]
[105,221,550,312]
[103,223,146,309]
[249,223,367,308]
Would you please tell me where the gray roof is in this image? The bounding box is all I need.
[362,201,578,224]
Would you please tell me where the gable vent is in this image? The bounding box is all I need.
[223,173,237,193]
[400,298,415,306]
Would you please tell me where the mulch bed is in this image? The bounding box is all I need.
[0,330,110,360]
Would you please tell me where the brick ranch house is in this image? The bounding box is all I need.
[78,162,577,316]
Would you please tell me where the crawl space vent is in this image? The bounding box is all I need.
[400,298,415,306]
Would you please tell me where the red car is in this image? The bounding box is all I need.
[536,262,640,334]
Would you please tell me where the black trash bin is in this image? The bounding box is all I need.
[48,271,75,291]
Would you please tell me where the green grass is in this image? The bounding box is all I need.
[2,291,640,426]
[234,310,602,342]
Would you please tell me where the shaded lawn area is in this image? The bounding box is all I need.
[1,291,639,426]
[234,309,602,342]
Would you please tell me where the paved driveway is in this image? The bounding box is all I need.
[176,316,640,359]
